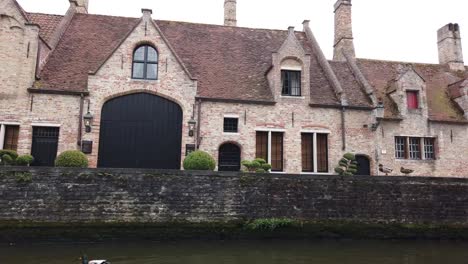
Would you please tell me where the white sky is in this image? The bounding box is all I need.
[17,0,468,64]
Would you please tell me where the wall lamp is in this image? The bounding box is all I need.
[371,102,385,131]
[83,111,94,133]
[83,99,93,133]
[188,118,197,137]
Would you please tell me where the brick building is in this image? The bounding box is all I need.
[1,0,467,176]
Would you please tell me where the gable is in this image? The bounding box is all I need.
[35,14,140,92]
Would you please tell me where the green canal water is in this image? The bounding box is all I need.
[1,240,467,264]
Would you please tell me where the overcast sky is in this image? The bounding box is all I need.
[17,0,468,64]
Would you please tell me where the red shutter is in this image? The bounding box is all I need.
[406,91,419,109]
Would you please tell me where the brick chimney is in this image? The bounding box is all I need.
[438,23,465,71]
[224,0,237,26]
[70,0,88,14]
[333,0,355,61]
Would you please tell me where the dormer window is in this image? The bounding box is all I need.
[132,45,158,80]
[406,91,419,109]
[281,70,301,96]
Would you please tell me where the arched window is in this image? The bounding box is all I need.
[132,45,158,80]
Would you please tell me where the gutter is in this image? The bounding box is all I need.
[195,96,276,105]
[28,88,89,96]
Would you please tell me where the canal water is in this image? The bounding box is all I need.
[1,240,467,264]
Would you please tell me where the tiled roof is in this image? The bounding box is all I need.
[29,12,466,121]
[28,13,63,45]
[357,59,468,122]
[36,14,140,92]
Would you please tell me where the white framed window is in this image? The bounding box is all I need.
[301,132,329,173]
[0,122,20,151]
[255,129,285,172]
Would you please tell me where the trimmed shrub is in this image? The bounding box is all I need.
[334,152,358,176]
[55,150,89,168]
[183,151,216,171]
[16,155,34,166]
[0,150,18,165]
[242,158,272,173]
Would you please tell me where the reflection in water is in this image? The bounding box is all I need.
[1,240,468,264]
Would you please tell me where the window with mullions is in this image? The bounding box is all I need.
[301,133,329,173]
[255,131,283,172]
[223,118,238,133]
[424,138,435,160]
[408,137,421,160]
[132,45,158,80]
[394,136,436,160]
[281,70,301,96]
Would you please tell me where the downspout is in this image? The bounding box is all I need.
[341,106,346,151]
[77,94,84,148]
[196,99,202,149]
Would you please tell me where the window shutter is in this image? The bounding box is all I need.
[301,134,314,172]
[4,126,19,151]
[255,132,268,162]
[316,133,328,173]
[271,132,283,171]
[406,91,419,109]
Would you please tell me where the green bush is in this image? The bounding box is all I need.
[16,155,34,166]
[0,150,18,165]
[183,151,216,171]
[334,152,358,176]
[246,218,295,231]
[242,158,272,173]
[55,150,88,168]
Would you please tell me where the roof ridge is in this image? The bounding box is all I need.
[27,12,64,17]
[357,57,468,68]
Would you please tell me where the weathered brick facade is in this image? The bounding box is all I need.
[1,0,467,177]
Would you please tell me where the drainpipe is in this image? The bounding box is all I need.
[341,106,346,151]
[196,99,202,149]
[77,94,84,147]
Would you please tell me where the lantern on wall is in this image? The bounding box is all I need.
[83,111,94,133]
[188,118,196,137]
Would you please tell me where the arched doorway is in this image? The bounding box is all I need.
[218,143,241,171]
[355,155,371,176]
[98,93,183,169]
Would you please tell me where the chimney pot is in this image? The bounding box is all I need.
[224,0,237,26]
[141,8,153,21]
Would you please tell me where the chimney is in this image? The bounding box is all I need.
[333,0,355,61]
[438,23,465,71]
[70,0,88,14]
[141,8,153,22]
[224,0,237,26]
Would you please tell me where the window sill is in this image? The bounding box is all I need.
[223,132,240,135]
[301,172,333,175]
[130,78,159,83]
[270,171,286,174]
[396,159,436,163]
[280,95,305,99]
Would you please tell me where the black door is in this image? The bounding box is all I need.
[98,93,183,169]
[31,127,60,167]
[218,143,241,171]
[356,155,371,176]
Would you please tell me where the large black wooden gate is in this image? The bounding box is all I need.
[98,93,183,169]
[31,127,60,167]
